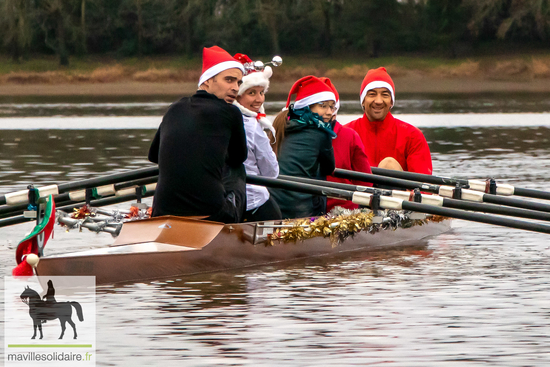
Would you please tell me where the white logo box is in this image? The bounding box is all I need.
[4,276,96,366]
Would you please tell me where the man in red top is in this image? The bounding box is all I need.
[320,77,373,212]
[347,67,432,174]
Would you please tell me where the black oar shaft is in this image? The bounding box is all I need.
[335,168,550,214]
[57,166,158,193]
[442,197,550,222]
[250,175,550,235]
[402,201,550,234]
[246,175,354,200]
[278,175,384,195]
[281,175,550,222]
[482,195,550,213]
[371,167,468,187]
[56,190,155,213]
[333,169,439,193]
[372,167,550,201]
[513,187,550,201]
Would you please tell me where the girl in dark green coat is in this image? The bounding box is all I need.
[270,76,337,219]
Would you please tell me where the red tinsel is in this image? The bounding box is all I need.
[71,205,94,219]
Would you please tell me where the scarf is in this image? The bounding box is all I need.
[233,100,276,137]
[290,105,337,138]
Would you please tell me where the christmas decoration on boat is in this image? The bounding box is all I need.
[267,208,447,247]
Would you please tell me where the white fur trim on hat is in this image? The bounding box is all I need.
[238,66,272,96]
[360,81,395,105]
[333,100,340,115]
[198,60,245,87]
[294,91,336,110]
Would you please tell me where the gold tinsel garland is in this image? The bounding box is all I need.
[267,208,448,247]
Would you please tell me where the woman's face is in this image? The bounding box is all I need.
[236,86,265,113]
[309,100,336,123]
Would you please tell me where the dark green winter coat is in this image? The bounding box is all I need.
[269,118,335,219]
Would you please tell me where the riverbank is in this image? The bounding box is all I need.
[3,77,550,97]
[1,53,550,96]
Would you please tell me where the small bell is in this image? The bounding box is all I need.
[253,60,265,71]
[270,56,283,66]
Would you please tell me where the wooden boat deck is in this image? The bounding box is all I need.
[36,214,451,284]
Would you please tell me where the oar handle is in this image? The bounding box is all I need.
[0,166,159,206]
[0,177,159,220]
[0,188,156,228]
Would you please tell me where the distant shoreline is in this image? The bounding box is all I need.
[2,53,550,97]
[2,77,550,97]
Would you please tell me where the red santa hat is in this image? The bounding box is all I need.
[360,67,395,105]
[319,77,340,115]
[198,46,246,87]
[286,75,336,110]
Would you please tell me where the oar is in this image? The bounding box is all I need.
[0,166,159,206]
[370,167,550,201]
[246,175,550,235]
[279,175,550,222]
[0,188,156,229]
[0,176,158,219]
[334,169,550,214]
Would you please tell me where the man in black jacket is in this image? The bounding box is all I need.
[148,46,248,223]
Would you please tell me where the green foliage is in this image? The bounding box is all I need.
[0,0,549,63]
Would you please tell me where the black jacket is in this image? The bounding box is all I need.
[269,119,335,219]
[148,91,247,217]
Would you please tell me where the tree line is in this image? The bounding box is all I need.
[1,0,549,66]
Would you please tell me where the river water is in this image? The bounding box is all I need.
[1,94,550,366]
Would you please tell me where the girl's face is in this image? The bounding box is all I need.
[236,86,266,113]
[310,100,336,123]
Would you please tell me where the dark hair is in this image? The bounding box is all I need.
[271,109,290,157]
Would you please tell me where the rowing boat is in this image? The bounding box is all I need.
[34,211,451,285]
[11,168,550,285]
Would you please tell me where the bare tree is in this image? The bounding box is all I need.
[256,0,285,54]
[3,0,34,61]
[465,0,550,40]
[79,0,87,53]
[37,0,71,66]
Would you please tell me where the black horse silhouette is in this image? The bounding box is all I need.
[20,282,84,340]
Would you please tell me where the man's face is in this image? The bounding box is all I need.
[202,68,243,103]
[362,87,393,122]
[236,86,265,113]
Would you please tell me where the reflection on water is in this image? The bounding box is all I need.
[1,125,548,194]
[1,113,550,366]
[0,130,153,193]
[1,92,550,117]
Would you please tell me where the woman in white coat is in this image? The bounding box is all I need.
[234,66,282,221]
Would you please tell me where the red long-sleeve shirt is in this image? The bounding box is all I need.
[326,121,373,212]
[347,112,432,175]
